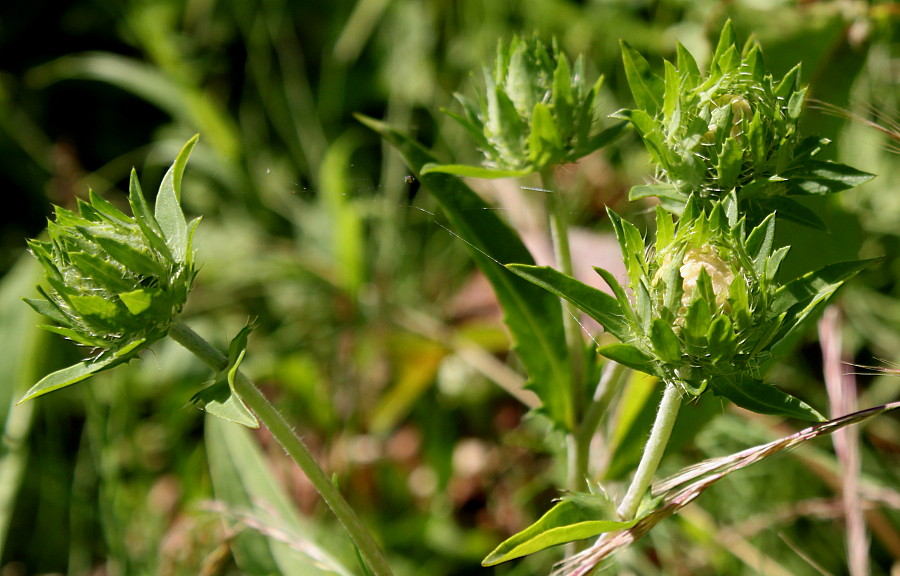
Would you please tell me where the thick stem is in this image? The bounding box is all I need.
[616,381,682,520]
[169,322,394,576]
[541,168,586,491]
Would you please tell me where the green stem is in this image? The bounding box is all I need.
[169,322,394,576]
[575,361,628,474]
[616,381,682,520]
[541,167,585,491]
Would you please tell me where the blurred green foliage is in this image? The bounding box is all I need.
[0,1,897,575]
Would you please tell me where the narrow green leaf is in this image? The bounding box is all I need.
[552,53,574,131]
[88,190,131,225]
[711,20,737,74]
[586,121,628,154]
[774,63,802,100]
[787,87,807,120]
[743,44,765,82]
[621,41,664,115]
[654,206,674,254]
[683,296,711,349]
[155,135,198,262]
[22,297,68,326]
[193,322,259,427]
[728,276,751,332]
[89,233,165,279]
[482,493,638,566]
[17,339,145,403]
[745,212,776,272]
[528,102,561,167]
[772,259,878,317]
[662,60,680,130]
[593,266,637,328]
[38,324,108,348]
[358,114,573,430]
[421,163,534,179]
[769,259,877,355]
[675,42,700,88]
[128,169,173,262]
[712,374,824,422]
[783,161,875,196]
[715,45,740,75]
[607,210,647,288]
[508,264,631,342]
[755,197,828,231]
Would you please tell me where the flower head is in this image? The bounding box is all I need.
[620,21,873,228]
[425,35,624,178]
[595,195,872,420]
[20,136,199,402]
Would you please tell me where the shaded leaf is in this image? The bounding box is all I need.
[507,264,630,341]
[206,417,353,575]
[358,114,573,430]
[712,374,824,421]
[421,163,534,179]
[784,160,875,196]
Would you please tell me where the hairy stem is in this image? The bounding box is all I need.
[617,381,682,520]
[169,322,394,576]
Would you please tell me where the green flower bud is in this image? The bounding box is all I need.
[426,35,624,178]
[621,21,873,228]
[609,197,783,394]
[20,137,199,402]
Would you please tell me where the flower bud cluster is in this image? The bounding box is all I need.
[605,198,789,397]
[25,144,199,372]
[27,188,195,360]
[432,35,622,176]
[621,21,872,227]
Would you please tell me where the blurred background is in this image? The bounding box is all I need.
[0,0,897,574]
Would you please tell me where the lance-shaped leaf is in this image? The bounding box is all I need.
[358,114,574,430]
[482,491,639,566]
[18,338,147,403]
[782,160,875,196]
[506,264,631,342]
[621,41,664,116]
[769,258,878,356]
[420,163,533,179]
[155,135,198,262]
[711,373,824,422]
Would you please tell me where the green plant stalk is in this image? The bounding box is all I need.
[541,167,586,490]
[616,381,682,520]
[576,361,628,474]
[168,322,394,576]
